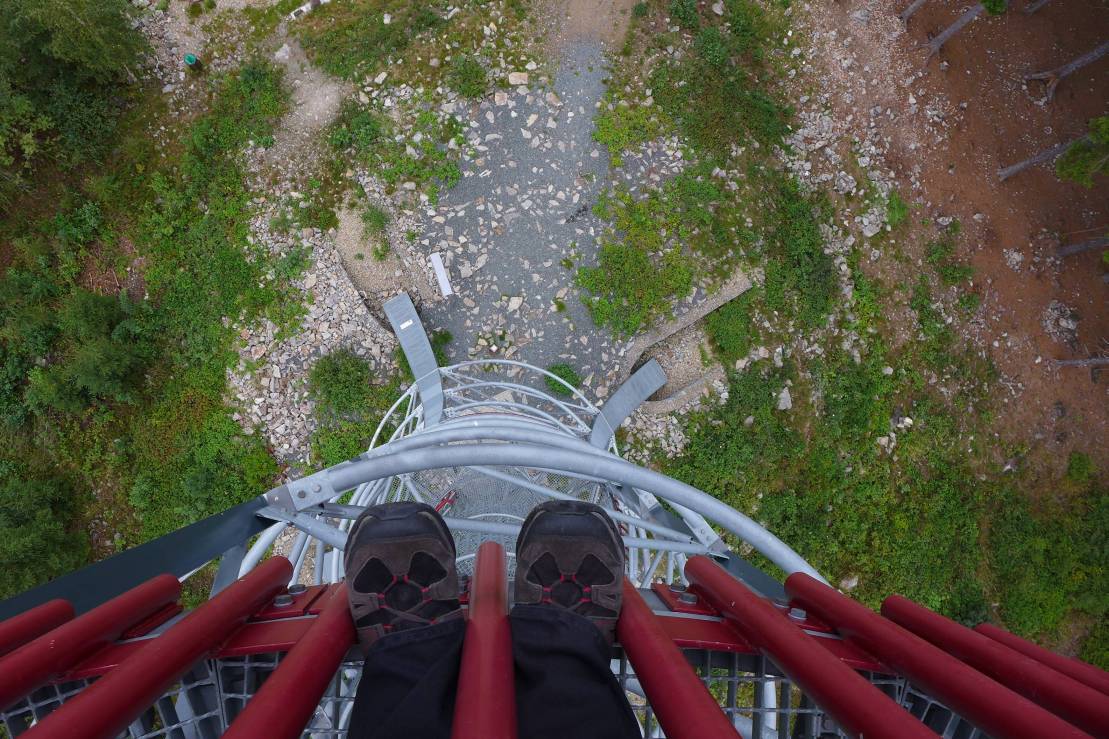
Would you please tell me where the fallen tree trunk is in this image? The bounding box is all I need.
[927,3,985,57]
[1054,357,1109,368]
[1025,40,1109,102]
[997,136,1084,181]
[1058,236,1109,257]
[900,0,929,22]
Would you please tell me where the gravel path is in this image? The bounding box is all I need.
[417,41,624,396]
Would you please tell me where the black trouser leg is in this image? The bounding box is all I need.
[348,606,640,739]
[509,604,640,739]
[348,618,466,739]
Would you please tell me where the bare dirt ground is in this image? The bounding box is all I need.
[558,0,638,47]
[805,0,1109,469]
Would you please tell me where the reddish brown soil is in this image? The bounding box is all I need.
[810,0,1109,470]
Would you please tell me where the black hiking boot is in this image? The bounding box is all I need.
[344,502,462,653]
[514,500,625,643]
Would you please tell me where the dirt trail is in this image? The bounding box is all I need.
[262,37,350,175]
[558,0,637,47]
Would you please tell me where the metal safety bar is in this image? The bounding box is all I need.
[686,557,935,739]
[223,586,354,739]
[0,600,74,659]
[973,622,1109,697]
[0,575,181,711]
[882,594,1109,736]
[23,558,291,739]
[785,573,1094,739]
[453,542,516,739]
[616,580,736,739]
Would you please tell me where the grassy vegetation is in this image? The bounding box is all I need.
[0,60,298,593]
[705,290,759,365]
[308,349,399,466]
[447,54,488,98]
[545,363,582,396]
[295,0,445,81]
[577,173,721,334]
[886,190,909,228]
[327,100,462,204]
[652,0,791,156]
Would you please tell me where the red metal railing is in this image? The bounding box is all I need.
[24,557,291,739]
[974,621,1109,697]
[0,575,180,711]
[452,541,517,739]
[0,599,74,659]
[3,548,1107,738]
[786,573,1094,739]
[224,585,354,739]
[687,556,935,739]
[883,594,1109,737]
[617,579,737,739]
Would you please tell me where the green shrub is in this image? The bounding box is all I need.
[545,363,582,396]
[577,171,723,334]
[310,349,376,417]
[308,349,399,466]
[926,230,973,285]
[886,190,908,228]
[651,0,788,154]
[761,177,835,328]
[447,55,487,98]
[1066,452,1095,484]
[296,0,443,80]
[44,80,119,170]
[0,0,144,206]
[328,103,383,152]
[1056,116,1109,188]
[705,290,758,364]
[633,1,649,17]
[592,105,656,159]
[987,487,1106,637]
[24,290,152,414]
[668,0,699,28]
[696,27,729,68]
[1081,618,1109,670]
[129,402,279,536]
[0,467,89,599]
[361,203,389,236]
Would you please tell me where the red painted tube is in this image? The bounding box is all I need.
[25,556,291,739]
[0,576,180,711]
[617,580,738,739]
[0,600,75,658]
[452,542,516,739]
[223,585,354,739]
[785,575,1093,739]
[883,595,1109,737]
[686,557,933,739]
[975,622,1109,698]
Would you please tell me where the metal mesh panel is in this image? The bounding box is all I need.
[611,647,987,739]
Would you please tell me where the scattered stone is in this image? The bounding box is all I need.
[777,387,793,411]
[508,71,529,86]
